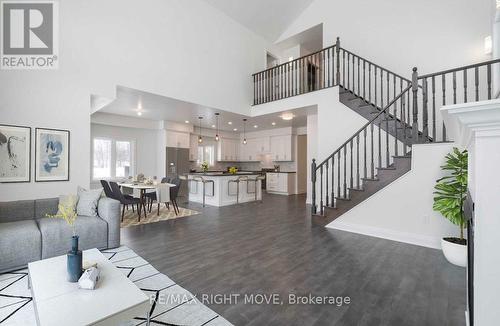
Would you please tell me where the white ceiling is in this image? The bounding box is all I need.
[204,0,315,42]
[95,86,312,132]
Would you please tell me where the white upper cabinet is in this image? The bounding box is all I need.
[217,138,240,161]
[166,130,190,149]
[270,135,292,161]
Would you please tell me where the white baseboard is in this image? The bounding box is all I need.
[326,220,442,249]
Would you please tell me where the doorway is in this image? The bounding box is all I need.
[296,134,307,194]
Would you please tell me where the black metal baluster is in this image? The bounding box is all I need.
[422,77,428,139]
[356,135,360,189]
[327,48,331,87]
[378,122,382,168]
[320,165,323,215]
[253,75,256,105]
[442,74,447,141]
[311,159,317,214]
[331,157,335,207]
[337,151,341,199]
[402,91,407,153]
[394,101,398,156]
[385,112,389,165]
[380,69,384,109]
[347,53,350,91]
[475,66,479,102]
[386,70,389,108]
[325,160,329,210]
[463,69,468,103]
[350,140,353,190]
[322,50,326,89]
[370,124,374,178]
[411,67,419,142]
[363,60,366,100]
[488,64,492,99]
[363,129,367,179]
[453,71,457,104]
[432,76,436,141]
[369,63,372,103]
[343,146,347,198]
[357,56,360,95]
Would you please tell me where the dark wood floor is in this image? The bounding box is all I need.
[121,193,466,326]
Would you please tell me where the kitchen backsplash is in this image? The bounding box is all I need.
[190,154,297,172]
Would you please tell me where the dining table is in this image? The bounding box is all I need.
[118,182,175,218]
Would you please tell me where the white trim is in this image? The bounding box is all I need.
[326,220,442,249]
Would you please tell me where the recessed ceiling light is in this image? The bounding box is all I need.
[254,125,258,128]
[280,113,295,121]
[137,111,142,116]
[185,120,189,124]
[228,121,232,125]
[212,125,216,128]
[233,128,238,131]
[271,122,276,126]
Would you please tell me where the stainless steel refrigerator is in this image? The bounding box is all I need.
[165,147,190,200]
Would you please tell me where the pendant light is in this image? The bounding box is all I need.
[242,118,247,145]
[198,117,203,143]
[215,113,220,141]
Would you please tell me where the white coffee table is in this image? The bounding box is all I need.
[28,248,150,326]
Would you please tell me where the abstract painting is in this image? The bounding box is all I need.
[0,124,31,183]
[35,128,70,182]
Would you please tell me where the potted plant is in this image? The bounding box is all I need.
[47,195,83,282]
[432,147,468,267]
[228,166,238,174]
[201,161,209,173]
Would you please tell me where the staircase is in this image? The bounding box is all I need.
[252,37,500,225]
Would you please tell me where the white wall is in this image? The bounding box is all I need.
[0,0,279,201]
[327,142,459,249]
[278,0,494,78]
[90,123,160,186]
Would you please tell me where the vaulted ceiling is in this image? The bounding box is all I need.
[204,0,315,42]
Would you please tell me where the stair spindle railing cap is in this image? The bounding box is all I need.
[412,67,418,72]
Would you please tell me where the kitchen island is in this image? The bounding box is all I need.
[187,172,262,207]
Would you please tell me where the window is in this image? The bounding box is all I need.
[93,139,111,178]
[115,141,131,177]
[92,138,134,179]
[197,144,215,166]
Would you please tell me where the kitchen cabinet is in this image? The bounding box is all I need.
[189,135,198,161]
[217,138,240,162]
[266,172,296,195]
[166,130,190,149]
[240,137,270,161]
[270,135,292,161]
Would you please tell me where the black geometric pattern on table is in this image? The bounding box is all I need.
[0,246,232,326]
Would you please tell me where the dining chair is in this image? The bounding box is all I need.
[109,181,142,222]
[100,180,114,199]
[170,177,182,214]
[154,183,172,216]
[146,177,169,212]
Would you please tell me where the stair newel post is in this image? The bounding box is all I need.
[311,159,317,214]
[411,67,419,143]
[336,37,340,85]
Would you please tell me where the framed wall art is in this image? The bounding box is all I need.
[0,124,31,183]
[35,128,70,182]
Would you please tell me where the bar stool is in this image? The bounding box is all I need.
[228,176,248,204]
[255,175,265,202]
[246,175,265,202]
[191,176,214,207]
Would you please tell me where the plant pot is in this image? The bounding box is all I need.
[441,237,467,267]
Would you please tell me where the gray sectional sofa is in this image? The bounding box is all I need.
[0,197,121,273]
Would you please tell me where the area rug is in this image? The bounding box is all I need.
[0,246,232,326]
[121,205,200,228]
